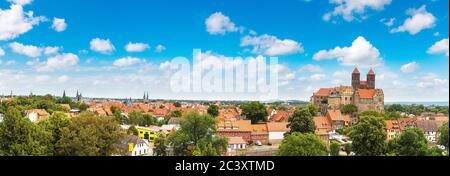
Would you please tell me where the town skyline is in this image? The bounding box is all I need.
[0,0,449,102]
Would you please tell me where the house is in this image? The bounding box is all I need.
[160,124,179,133]
[136,126,159,142]
[399,117,418,130]
[266,122,289,144]
[326,109,351,130]
[269,110,290,122]
[416,120,439,143]
[119,135,152,156]
[314,116,333,134]
[227,136,246,154]
[217,119,269,145]
[25,109,50,123]
[385,120,401,141]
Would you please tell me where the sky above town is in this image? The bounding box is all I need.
[0,0,448,102]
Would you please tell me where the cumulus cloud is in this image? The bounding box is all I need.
[90,38,115,54]
[323,0,392,22]
[9,42,42,57]
[401,62,419,73]
[9,42,61,57]
[380,17,395,27]
[298,64,323,73]
[38,53,79,72]
[205,12,238,35]
[391,5,436,35]
[155,44,166,53]
[427,38,449,56]
[240,34,303,56]
[51,17,67,32]
[113,57,142,67]
[313,36,383,68]
[125,42,149,52]
[0,3,46,41]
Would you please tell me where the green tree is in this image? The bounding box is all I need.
[55,112,122,156]
[358,111,383,118]
[386,104,404,112]
[278,132,328,156]
[38,112,70,155]
[207,104,219,117]
[341,104,358,115]
[168,110,183,118]
[168,112,226,156]
[385,112,402,120]
[330,141,340,156]
[348,116,386,156]
[438,122,449,149]
[305,104,319,117]
[154,134,168,156]
[240,101,268,124]
[287,108,315,134]
[111,106,124,124]
[388,128,428,156]
[0,108,52,156]
[173,102,181,108]
[344,143,352,156]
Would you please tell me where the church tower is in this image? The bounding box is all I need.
[367,68,376,89]
[352,67,361,90]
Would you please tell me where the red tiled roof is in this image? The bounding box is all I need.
[358,89,376,99]
[271,111,289,122]
[327,109,350,122]
[314,116,332,133]
[315,88,332,97]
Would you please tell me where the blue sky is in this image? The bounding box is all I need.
[0,0,448,101]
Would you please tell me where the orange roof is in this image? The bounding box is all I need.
[267,122,289,132]
[315,88,332,97]
[358,89,376,99]
[314,116,332,133]
[368,69,375,75]
[385,120,401,131]
[327,109,350,122]
[360,81,368,86]
[271,110,289,122]
[352,68,360,74]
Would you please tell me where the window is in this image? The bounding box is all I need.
[140,131,143,134]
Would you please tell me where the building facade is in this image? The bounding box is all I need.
[311,68,384,115]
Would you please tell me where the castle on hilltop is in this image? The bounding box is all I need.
[311,68,384,115]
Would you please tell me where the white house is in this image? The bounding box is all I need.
[267,122,289,144]
[227,137,246,152]
[120,135,152,156]
[25,109,50,123]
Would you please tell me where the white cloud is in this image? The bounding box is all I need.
[51,17,67,32]
[313,36,383,68]
[427,38,449,56]
[0,47,5,57]
[113,57,142,67]
[241,34,303,56]
[0,4,46,41]
[57,75,70,83]
[38,53,79,72]
[401,62,419,73]
[8,0,33,6]
[381,17,395,27]
[298,64,323,73]
[90,38,115,54]
[159,61,171,70]
[205,12,238,35]
[35,75,50,83]
[44,46,61,55]
[391,5,436,35]
[324,0,392,22]
[309,74,326,82]
[417,73,448,89]
[155,44,166,53]
[9,42,41,57]
[125,42,149,52]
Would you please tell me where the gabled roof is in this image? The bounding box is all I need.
[327,109,350,122]
[357,89,376,99]
[314,116,332,133]
[416,120,438,132]
[228,137,246,144]
[315,88,333,97]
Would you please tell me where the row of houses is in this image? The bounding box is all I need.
[385,115,448,143]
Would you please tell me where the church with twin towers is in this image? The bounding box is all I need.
[310,67,385,115]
